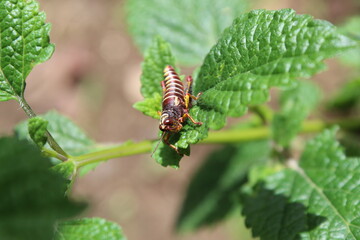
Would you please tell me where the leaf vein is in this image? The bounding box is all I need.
[296,169,356,239]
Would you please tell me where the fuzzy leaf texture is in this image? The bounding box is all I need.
[242,127,360,239]
[272,80,320,147]
[0,137,85,240]
[133,93,162,119]
[176,140,271,232]
[175,9,358,149]
[28,116,48,148]
[0,0,54,101]
[52,160,77,180]
[55,218,126,240]
[133,36,176,119]
[126,0,249,65]
[16,111,98,177]
[15,111,95,157]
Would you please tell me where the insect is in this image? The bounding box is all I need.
[155,65,202,155]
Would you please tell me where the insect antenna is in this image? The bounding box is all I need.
[151,131,166,157]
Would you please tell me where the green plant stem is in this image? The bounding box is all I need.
[249,105,274,124]
[18,96,68,159]
[42,148,68,161]
[71,117,360,168]
[73,140,153,167]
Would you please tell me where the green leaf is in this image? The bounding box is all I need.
[176,140,271,232]
[134,36,176,119]
[272,80,320,147]
[0,0,55,102]
[140,36,176,100]
[55,218,126,240]
[327,78,360,112]
[246,164,285,190]
[339,15,360,40]
[137,10,357,166]
[242,183,327,240]
[337,16,360,68]
[78,162,101,176]
[152,140,190,168]
[196,9,356,94]
[15,110,95,156]
[177,9,357,149]
[126,0,249,65]
[28,116,49,148]
[15,111,102,176]
[242,127,360,239]
[133,92,162,119]
[51,161,77,193]
[0,137,85,240]
[52,161,77,180]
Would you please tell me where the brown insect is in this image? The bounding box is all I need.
[155,65,202,154]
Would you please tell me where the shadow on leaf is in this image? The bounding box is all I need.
[176,140,270,232]
[241,183,326,240]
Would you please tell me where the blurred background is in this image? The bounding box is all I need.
[0,0,359,239]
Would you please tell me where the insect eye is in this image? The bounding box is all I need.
[164,119,173,125]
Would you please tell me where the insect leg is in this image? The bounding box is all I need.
[185,92,202,109]
[161,80,166,92]
[185,76,194,108]
[185,76,193,95]
[163,132,182,155]
[190,92,202,100]
[185,76,202,108]
[181,113,203,125]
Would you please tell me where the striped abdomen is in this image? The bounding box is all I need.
[162,65,185,109]
[157,65,203,152]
